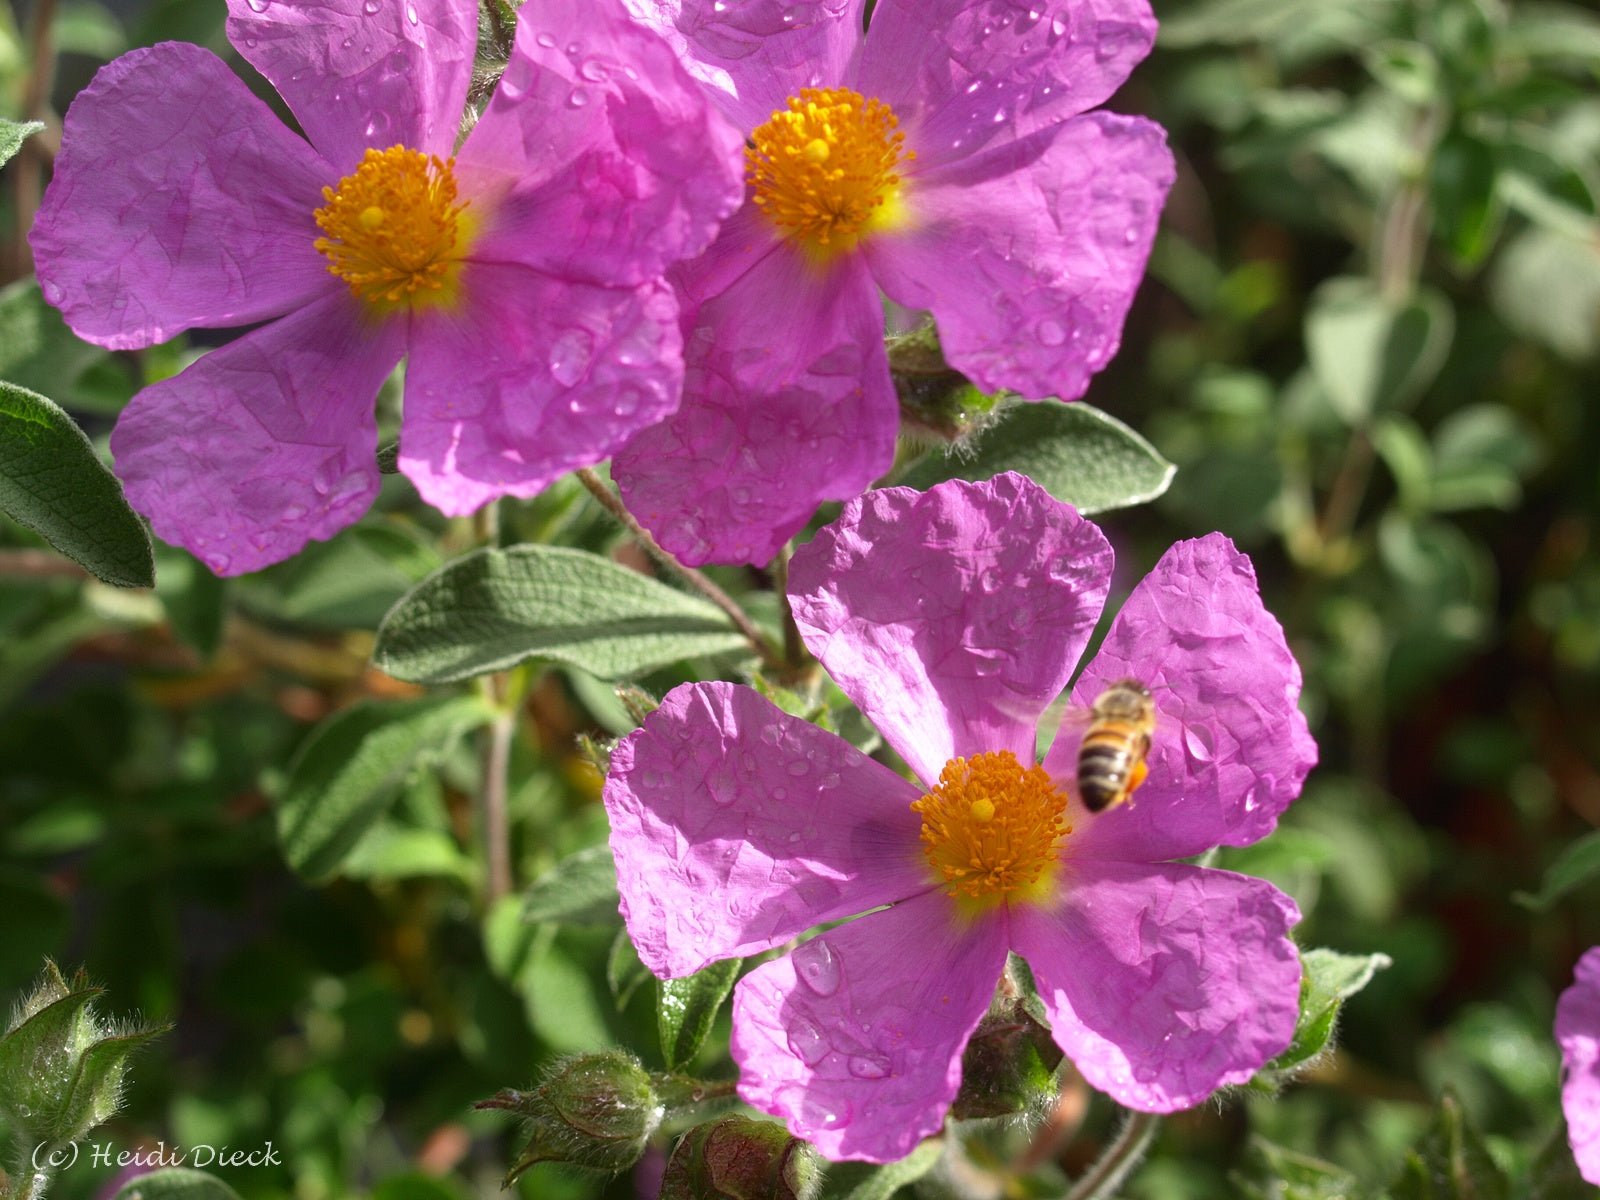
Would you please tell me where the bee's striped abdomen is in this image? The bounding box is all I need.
[1077,723,1147,812]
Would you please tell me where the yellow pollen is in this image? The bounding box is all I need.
[314,146,468,308]
[912,751,1070,908]
[747,86,913,262]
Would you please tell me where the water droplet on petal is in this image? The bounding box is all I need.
[535,31,557,47]
[548,328,594,386]
[566,87,589,108]
[362,0,380,13]
[786,1017,830,1065]
[792,939,841,996]
[848,1053,890,1079]
[245,0,269,11]
[1037,319,1067,346]
[579,58,607,82]
[406,1,417,23]
[1184,724,1214,764]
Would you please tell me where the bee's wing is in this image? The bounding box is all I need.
[1017,691,1093,759]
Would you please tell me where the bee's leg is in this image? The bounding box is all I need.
[1125,760,1150,801]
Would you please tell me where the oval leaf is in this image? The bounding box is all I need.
[374,545,750,685]
[0,381,154,587]
[1268,947,1392,1073]
[115,1169,244,1200]
[276,696,490,881]
[659,958,741,1072]
[900,400,1175,514]
[523,844,621,927]
[1514,830,1600,912]
[0,118,43,169]
[822,1139,943,1200]
[1305,278,1454,424]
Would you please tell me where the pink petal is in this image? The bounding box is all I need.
[612,250,896,567]
[29,43,335,351]
[1052,533,1316,863]
[789,474,1112,786]
[1012,860,1301,1111]
[867,113,1173,401]
[1558,947,1600,1185]
[619,0,867,131]
[732,890,1007,1161]
[400,262,682,515]
[461,0,745,286]
[605,682,929,978]
[110,292,404,576]
[859,0,1156,169]
[225,0,476,172]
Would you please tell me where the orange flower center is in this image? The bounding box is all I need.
[314,146,469,309]
[746,87,913,264]
[912,751,1070,910]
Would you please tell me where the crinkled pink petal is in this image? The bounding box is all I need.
[867,113,1173,400]
[460,0,744,287]
[1052,533,1316,863]
[1557,947,1600,1185]
[605,682,929,978]
[613,250,896,567]
[29,43,335,350]
[225,0,476,172]
[400,262,681,515]
[788,474,1113,786]
[619,0,866,130]
[1012,860,1301,1111]
[110,292,404,576]
[732,890,1007,1161]
[859,0,1156,169]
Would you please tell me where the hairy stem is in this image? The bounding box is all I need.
[574,468,783,670]
[1063,1111,1159,1200]
[481,685,515,905]
[9,0,57,280]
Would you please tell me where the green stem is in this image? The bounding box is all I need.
[479,665,529,905]
[574,468,784,670]
[654,1075,739,1110]
[1063,1111,1159,1200]
[771,544,809,676]
[8,0,56,280]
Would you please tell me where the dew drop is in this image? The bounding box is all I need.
[1124,227,1139,244]
[244,0,269,11]
[760,725,783,746]
[579,58,608,82]
[1183,724,1214,764]
[1051,15,1069,36]
[1037,318,1067,346]
[282,503,308,521]
[208,553,232,572]
[566,87,589,108]
[535,30,557,47]
[792,939,841,996]
[548,328,594,386]
[362,0,380,13]
[785,759,809,778]
[786,1017,830,1065]
[406,1,417,23]
[847,1053,890,1079]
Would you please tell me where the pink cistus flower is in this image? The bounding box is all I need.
[1558,947,1600,1184]
[30,0,743,575]
[609,0,1176,567]
[605,473,1316,1161]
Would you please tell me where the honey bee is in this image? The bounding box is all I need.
[1075,678,1157,813]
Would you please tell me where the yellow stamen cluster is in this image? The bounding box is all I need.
[313,146,467,307]
[912,751,1070,907]
[747,87,913,262]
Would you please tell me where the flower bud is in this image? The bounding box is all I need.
[480,1051,663,1184]
[950,995,1064,1120]
[659,1115,821,1200]
[0,961,165,1151]
[887,325,1001,443]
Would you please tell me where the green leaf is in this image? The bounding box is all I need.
[0,278,113,409]
[1489,228,1600,361]
[275,696,490,881]
[1232,1137,1360,1200]
[1389,1091,1511,1200]
[1267,947,1392,1072]
[659,959,741,1072]
[373,545,750,685]
[340,826,474,882]
[155,546,229,659]
[115,1169,245,1200]
[607,928,652,1012]
[523,844,621,927]
[900,400,1175,515]
[1305,278,1454,424]
[821,1140,942,1200]
[1430,133,1502,267]
[0,381,155,587]
[1514,830,1600,911]
[0,117,42,168]
[1526,1123,1593,1200]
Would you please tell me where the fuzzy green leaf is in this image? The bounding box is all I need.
[1514,830,1600,912]
[276,696,490,881]
[373,545,749,685]
[115,1169,245,1200]
[659,959,742,1072]
[901,400,1175,515]
[0,381,154,586]
[1267,947,1392,1072]
[1305,278,1454,424]
[523,845,621,927]
[1390,1091,1511,1200]
[0,117,43,168]
[821,1140,942,1200]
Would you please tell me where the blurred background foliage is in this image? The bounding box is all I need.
[1,0,1599,1196]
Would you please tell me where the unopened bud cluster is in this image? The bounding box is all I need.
[660,1115,821,1200]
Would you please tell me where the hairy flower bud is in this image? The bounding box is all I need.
[0,961,166,1152]
[480,1051,663,1184]
[950,994,1065,1120]
[887,325,1001,444]
[659,1115,821,1200]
